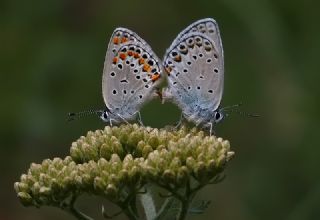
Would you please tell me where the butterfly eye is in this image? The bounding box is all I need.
[103,111,109,119]
[215,112,224,123]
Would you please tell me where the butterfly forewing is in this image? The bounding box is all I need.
[102,28,162,118]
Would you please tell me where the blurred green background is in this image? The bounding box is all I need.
[1,0,320,219]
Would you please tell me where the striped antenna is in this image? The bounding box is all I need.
[67,109,103,121]
[221,103,259,118]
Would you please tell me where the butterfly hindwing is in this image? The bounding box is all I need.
[163,18,224,124]
[102,28,162,119]
[169,18,223,59]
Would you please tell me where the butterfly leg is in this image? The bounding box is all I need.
[109,118,114,127]
[135,111,144,126]
[161,88,174,104]
[151,87,163,102]
[174,113,184,129]
[116,114,129,124]
[207,122,216,136]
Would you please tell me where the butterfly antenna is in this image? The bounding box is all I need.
[220,102,243,111]
[229,109,260,118]
[67,109,103,121]
[221,103,259,118]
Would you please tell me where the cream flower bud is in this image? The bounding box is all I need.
[162,169,176,185]
[15,124,234,211]
[17,192,33,206]
[106,183,118,199]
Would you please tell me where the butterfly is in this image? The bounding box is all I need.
[162,18,225,134]
[68,28,163,125]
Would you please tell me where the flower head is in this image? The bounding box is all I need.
[15,124,234,208]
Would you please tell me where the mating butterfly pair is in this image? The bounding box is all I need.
[70,18,225,133]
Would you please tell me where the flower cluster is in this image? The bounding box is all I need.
[15,124,234,209]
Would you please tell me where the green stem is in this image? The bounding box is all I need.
[140,187,157,220]
[177,199,189,220]
[175,180,191,220]
[154,197,175,220]
[122,208,139,220]
[156,183,184,202]
[128,194,139,217]
[68,206,95,220]
[61,195,94,220]
[116,189,140,220]
[155,183,192,220]
[102,197,138,220]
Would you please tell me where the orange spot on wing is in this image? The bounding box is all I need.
[113,37,119,45]
[174,55,181,62]
[121,37,128,43]
[151,74,161,82]
[165,66,172,75]
[127,51,133,56]
[143,64,151,72]
[112,57,118,64]
[119,53,127,60]
[134,53,140,58]
[139,58,145,65]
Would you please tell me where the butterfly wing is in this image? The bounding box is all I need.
[102,28,162,119]
[163,18,224,121]
[169,18,223,57]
